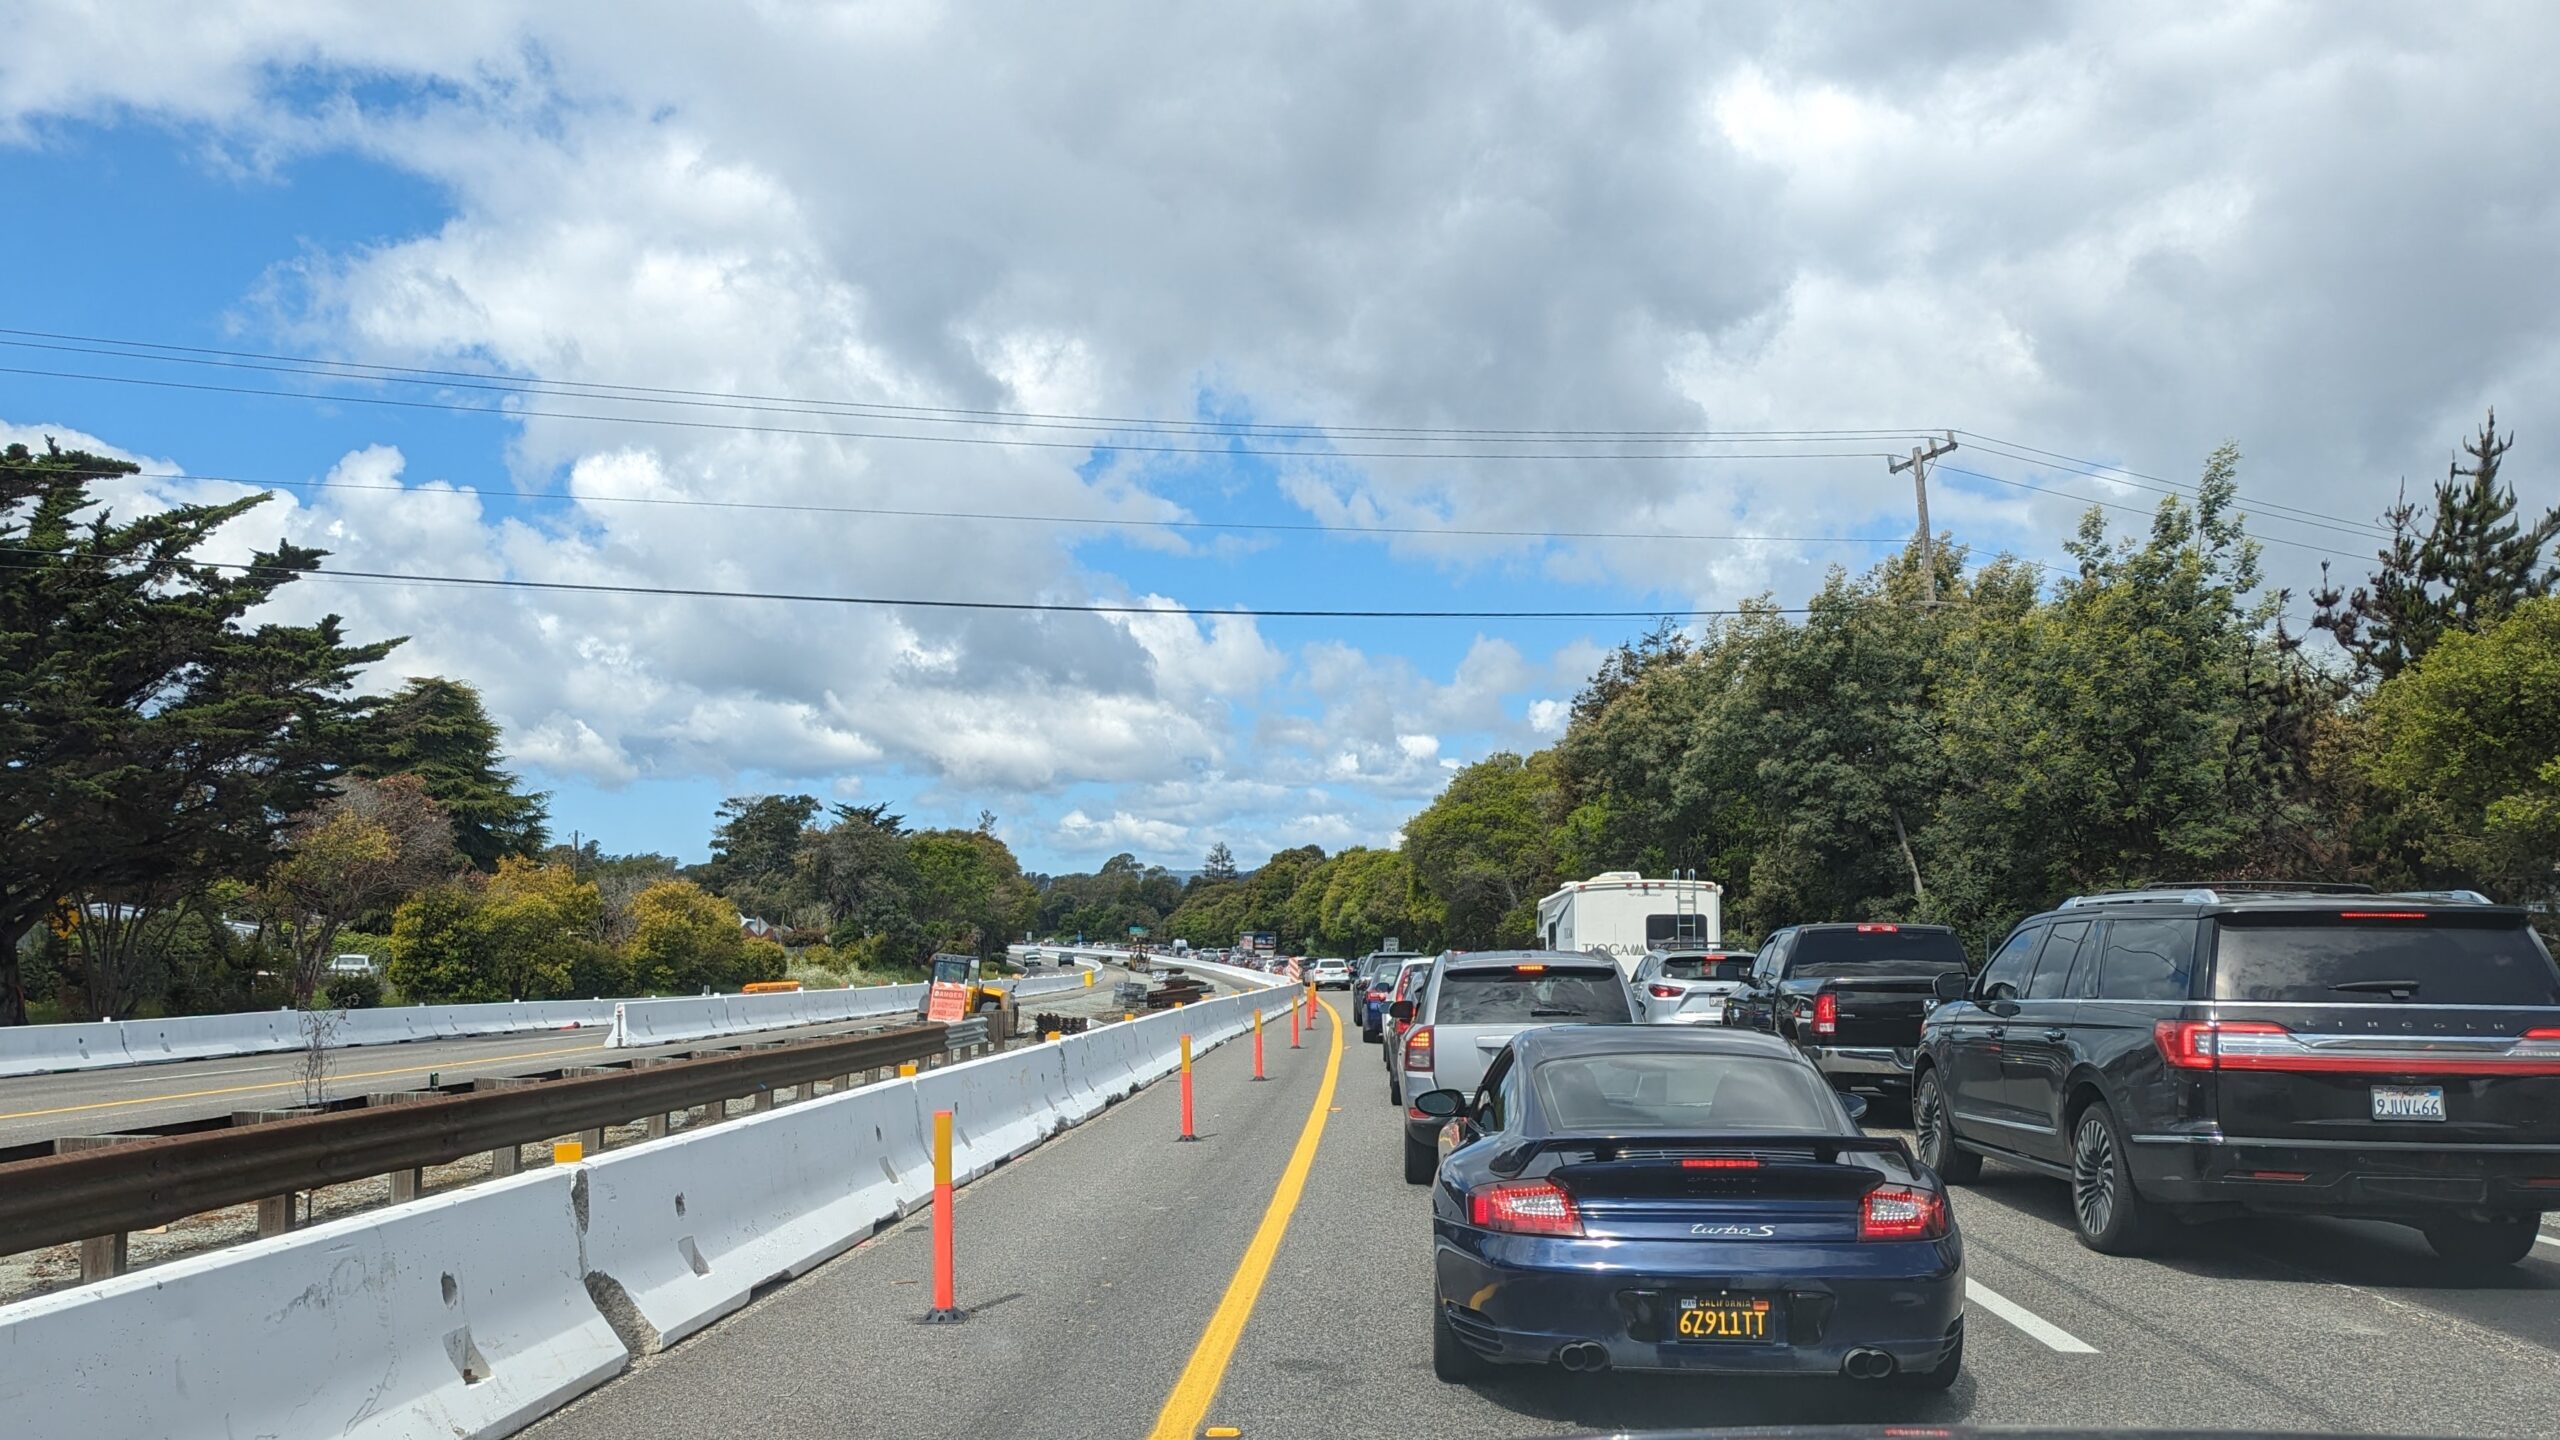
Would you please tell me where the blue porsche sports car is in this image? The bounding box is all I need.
[1413,1024,1964,1388]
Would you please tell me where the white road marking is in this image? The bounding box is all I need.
[1966,1278,2098,1353]
[2535,1232,2559,1252]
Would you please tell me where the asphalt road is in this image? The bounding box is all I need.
[519,1000,2560,1438]
[0,966,1166,1150]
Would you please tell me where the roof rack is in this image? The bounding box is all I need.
[2378,889,2497,906]
[2140,880,2375,895]
[2061,883,2496,911]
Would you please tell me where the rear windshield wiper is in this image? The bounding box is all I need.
[2331,979,2423,996]
[1529,1007,1587,1017]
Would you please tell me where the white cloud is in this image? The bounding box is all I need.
[1056,808,1191,854]
[12,2,2560,862]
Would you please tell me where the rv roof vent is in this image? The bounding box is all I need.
[1592,871,1643,882]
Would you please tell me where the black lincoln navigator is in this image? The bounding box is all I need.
[1913,884,2560,1265]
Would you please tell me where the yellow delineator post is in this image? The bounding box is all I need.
[924,1108,962,1323]
[1250,1009,1266,1081]
[898,1061,919,1078]
[552,1140,583,1164]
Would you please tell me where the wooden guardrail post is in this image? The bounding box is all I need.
[56,1136,143,1279]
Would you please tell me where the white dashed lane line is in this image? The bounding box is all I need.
[1967,1278,2099,1354]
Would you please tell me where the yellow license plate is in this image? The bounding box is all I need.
[1676,1296,1776,1342]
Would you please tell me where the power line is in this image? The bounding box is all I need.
[0,326,1938,444]
[0,546,1813,621]
[1932,463,2365,562]
[0,364,1920,462]
[84,468,1926,550]
[1956,430,2394,542]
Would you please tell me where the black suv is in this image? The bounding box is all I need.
[1914,884,2560,1266]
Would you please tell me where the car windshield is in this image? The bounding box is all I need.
[1787,928,1970,978]
[1659,955,1752,982]
[2210,917,2560,1004]
[1431,968,1629,1024]
[1531,1053,1843,1131]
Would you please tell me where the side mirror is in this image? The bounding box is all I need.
[1932,971,1969,1003]
[1389,1000,1415,1021]
[1841,1093,1870,1123]
[1411,1088,1469,1119]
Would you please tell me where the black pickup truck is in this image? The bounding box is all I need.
[1724,922,1973,1099]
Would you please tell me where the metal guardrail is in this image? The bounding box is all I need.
[0,1023,955,1261]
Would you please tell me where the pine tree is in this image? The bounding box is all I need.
[2313,409,2559,680]
[1201,841,1239,883]
[359,677,549,871]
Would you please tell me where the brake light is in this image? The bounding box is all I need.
[1513,964,1546,974]
[1859,1184,1948,1240]
[1468,1179,1583,1236]
[1403,1024,1435,1073]
[1679,1157,1761,1169]
[1812,991,1839,1037]
[2337,911,2428,920]
[1855,923,1899,933]
[1648,983,1682,999]
[2153,1019,2287,1069]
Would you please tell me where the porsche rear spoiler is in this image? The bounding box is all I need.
[1487,1131,1912,1176]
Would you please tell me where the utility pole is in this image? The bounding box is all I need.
[1889,431,1959,604]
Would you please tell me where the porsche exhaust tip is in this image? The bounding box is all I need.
[1842,1347,1896,1380]
[1555,1342,1610,1372]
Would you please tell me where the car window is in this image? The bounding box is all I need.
[1531,1053,1844,1132]
[2094,918,2198,1001]
[1658,955,1752,981]
[1978,927,2038,1002]
[1645,912,1713,946]
[2026,921,2090,1000]
[2208,916,2560,1005]
[1786,927,1970,978]
[1432,967,1630,1024]
[1752,935,1789,981]
[1473,1048,1515,1130]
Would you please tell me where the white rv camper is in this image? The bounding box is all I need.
[1534,871,1723,978]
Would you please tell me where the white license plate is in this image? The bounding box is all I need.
[2371,1085,2445,1121]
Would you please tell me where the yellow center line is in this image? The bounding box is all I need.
[1145,996,1344,1440]
[0,1039,609,1123]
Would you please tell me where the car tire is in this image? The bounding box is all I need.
[1913,1070,1982,1184]
[1387,1068,1402,1105]
[1890,1328,1963,1391]
[2068,1100,2159,1255]
[1403,1129,1436,1185]
[1432,1304,1489,1382]
[2422,1216,2539,1267]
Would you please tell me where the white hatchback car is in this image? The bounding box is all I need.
[1629,948,1756,1023]
[1310,957,1352,989]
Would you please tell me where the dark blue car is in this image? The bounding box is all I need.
[1414,1025,1964,1388]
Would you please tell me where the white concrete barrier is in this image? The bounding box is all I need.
[0,1020,131,1078]
[575,1081,926,1351]
[606,984,927,1048]
[906,1044,1074,1184]
[0,1168,625,1440]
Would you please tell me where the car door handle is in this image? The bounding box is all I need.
[1983,1025,2006,1039]
[2043,1028,2068,1042]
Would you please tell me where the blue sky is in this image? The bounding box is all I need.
[3,6,2531,871]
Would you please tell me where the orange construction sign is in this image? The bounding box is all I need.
[926,981,971,1022]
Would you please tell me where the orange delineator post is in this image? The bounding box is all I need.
[923,1108,962,1322]
[1304,984,1316,1027]
[1251,1008,1266,1081]
[1177,1034,1198,1141]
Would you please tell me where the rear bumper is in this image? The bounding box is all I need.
[2128,1131,2560,1217]
[1434,1231,1963,1375]
[1804,1046,1916,1087]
